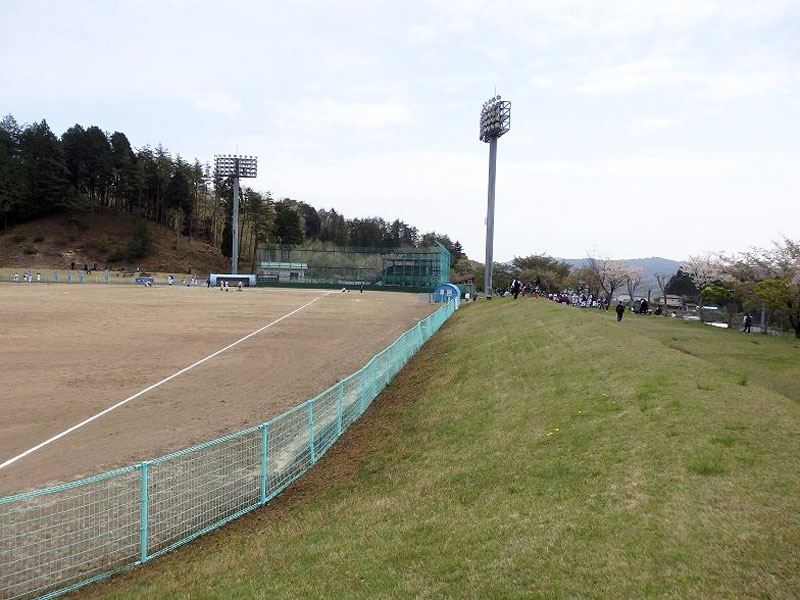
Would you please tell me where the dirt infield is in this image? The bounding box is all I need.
[0,284,436,496]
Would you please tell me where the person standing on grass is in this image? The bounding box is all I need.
[616,301,625,322]
[743,312,753,335]
[510,278,522,299]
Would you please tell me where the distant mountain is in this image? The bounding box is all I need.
[559,256,682,294]
[503,256,683,294]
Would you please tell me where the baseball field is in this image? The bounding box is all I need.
[0,284,437,496]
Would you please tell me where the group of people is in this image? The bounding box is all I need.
[12,270,40,283]
[70,261,102,273]
[218,280,244,292]
[547,292,609,309]
[495,278,535,299]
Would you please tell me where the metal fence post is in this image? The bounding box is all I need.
[260,423,268,505]
[308,401,316,464]
[360,370,367,414]
[139,461,151,563]
[371,361,377,401]
[337,381,344,436]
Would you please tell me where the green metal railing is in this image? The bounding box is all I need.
[0,299,457,599]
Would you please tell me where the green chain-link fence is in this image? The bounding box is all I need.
[0,299,457,599]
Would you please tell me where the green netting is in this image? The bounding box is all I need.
[255,242,451,290]
[0,299,457,599]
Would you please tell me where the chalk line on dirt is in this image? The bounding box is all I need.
[0,291,337,471]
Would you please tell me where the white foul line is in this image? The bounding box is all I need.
[0,291,337,471]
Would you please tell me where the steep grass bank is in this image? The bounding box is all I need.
[86,299,800,599]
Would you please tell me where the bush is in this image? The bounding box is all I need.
[107,249,125,263]
[84,238,110,254]
[11,232,26,243]
[126,217,153,261]
[23,244,36,255]
[32,231,45,243]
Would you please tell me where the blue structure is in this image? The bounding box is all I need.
[433,283,460,303]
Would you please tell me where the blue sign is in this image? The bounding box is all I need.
[135,277,154,285]
[433,283,460,303]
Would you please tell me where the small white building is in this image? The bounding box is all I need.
[259,261,308,283]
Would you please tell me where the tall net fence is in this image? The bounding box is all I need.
[256,242,451,290]
[0,299,457,599]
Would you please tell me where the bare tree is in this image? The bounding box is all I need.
[625,265,645,306]
[653,272,671,315]
[587,257,629,309]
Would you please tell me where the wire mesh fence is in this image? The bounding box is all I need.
[0,270,204,286]
[0,298,457,599]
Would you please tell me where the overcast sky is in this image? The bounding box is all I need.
[2,0,798,262]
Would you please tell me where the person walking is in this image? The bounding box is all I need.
[510,278,522,300]
[616,301,625,322]
[742,312,753,335]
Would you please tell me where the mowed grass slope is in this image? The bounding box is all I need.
[88,300,800,599]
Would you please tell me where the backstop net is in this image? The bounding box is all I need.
[255,242,451,291]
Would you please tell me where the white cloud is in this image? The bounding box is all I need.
[269,98,412,132]
[572,55,695,95]
[697,68,796,100]
[572,53,798,100]
[182,92,242,116]
[324,53,377,70]
[627,117,678,132]
[406,24,440,45]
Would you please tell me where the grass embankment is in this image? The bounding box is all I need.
[87,300,800,599]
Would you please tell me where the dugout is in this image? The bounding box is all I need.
[209,273,256,287]
[255,242,451,291]
[433,283,461,304]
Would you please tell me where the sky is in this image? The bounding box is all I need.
[1,0,798,262]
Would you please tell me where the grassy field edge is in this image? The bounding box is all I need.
[83,299,800,599]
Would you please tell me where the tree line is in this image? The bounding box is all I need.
[471,242,800,338]
[0,114,467,269]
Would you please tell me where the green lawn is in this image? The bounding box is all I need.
[87,299,800,599]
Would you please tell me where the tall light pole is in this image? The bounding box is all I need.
[479,95,511,299]
[214,154,258,274]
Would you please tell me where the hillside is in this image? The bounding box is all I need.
[86,299,800,599]
[0,213,230,275]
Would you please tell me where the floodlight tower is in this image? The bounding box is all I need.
[214,154,258,274]
[479,95,511,299]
